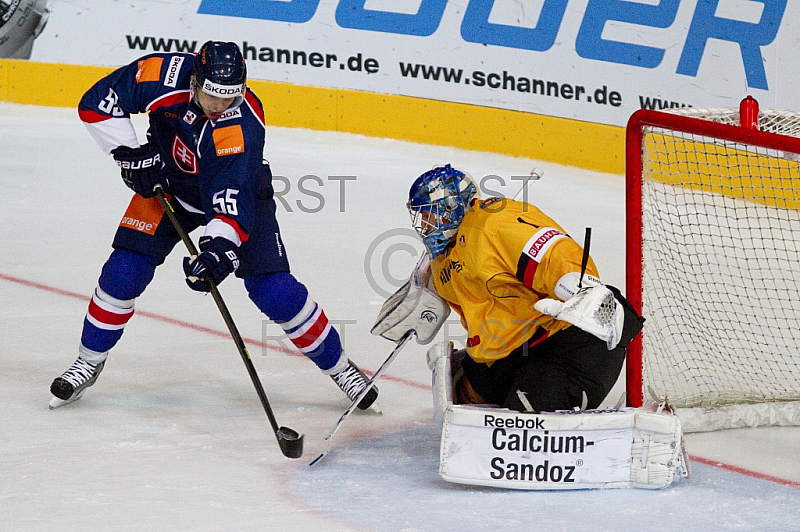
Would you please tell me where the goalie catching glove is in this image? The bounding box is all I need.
[536,284,643,350]
[371,252,450,345]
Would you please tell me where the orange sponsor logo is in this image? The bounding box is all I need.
[136,57,163,83]
[212,125,245,156]
[119,195,165,235]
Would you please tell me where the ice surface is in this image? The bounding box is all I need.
[1,103,798,531]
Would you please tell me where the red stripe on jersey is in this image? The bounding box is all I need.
[527,330,549,348]
[522,258,537,288]
[88,298,134,326]
[212,215,249,242]
[244,90,265,125]
[148,91,191,111]
[78,108,112,124]
[291,310,329,350]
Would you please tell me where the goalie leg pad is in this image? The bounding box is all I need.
[631,408,685,488]
[438,405,686,490]
[427,340,465,425]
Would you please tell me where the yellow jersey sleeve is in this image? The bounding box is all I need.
[430,198,601,363]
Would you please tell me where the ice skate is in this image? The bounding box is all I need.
[49,357,105,409]
[330,359,378,410]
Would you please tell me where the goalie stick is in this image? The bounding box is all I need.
[309,331,415,466]
[578,227,591,288]
[154,186,304,459]
[512,167,543,201]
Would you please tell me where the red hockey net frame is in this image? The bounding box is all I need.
[626,103,800,430]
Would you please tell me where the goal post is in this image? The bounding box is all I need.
[625,97,800,431]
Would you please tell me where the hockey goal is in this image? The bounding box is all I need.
[626,97,800,432]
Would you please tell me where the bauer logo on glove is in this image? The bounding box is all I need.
[114,152,162,171]
[111,144,168,198]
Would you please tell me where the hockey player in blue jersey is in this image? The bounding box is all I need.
[49,41,378,411]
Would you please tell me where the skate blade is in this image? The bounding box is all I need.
[309,435,333,466]
[48,390,85,410]
[49,396,71,409]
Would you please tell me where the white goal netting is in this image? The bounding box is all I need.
[632,104,800,431]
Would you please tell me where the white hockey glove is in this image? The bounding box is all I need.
[535,285,625,350]
[371,252,451,345]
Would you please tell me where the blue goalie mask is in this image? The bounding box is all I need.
[407,164,479,258]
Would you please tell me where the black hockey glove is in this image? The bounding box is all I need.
[182,236,240,292]
[111,144,168,198]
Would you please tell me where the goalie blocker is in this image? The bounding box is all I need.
[371,252,450,345]
[427,341,689,490]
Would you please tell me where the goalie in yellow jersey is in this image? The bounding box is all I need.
[406,164,644,413]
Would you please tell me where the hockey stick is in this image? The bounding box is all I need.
[154,186,304,459]
[309,331,415,466]
[512,167,543,201]
[578,227,592,288]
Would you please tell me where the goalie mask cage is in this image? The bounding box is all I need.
[626,97,800,432]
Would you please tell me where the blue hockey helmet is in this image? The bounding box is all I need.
[407,164,479,258]
[193,41,247,101]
